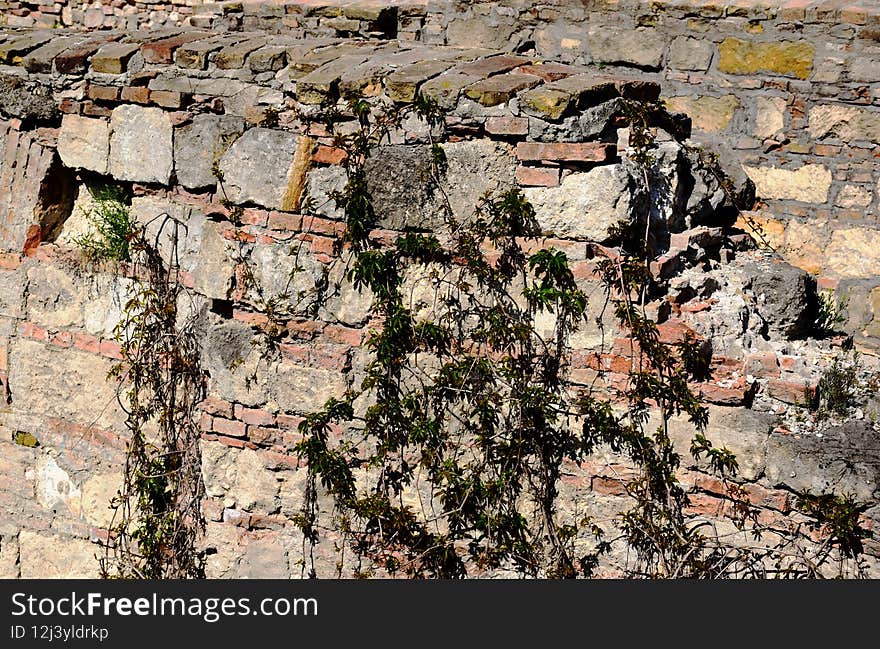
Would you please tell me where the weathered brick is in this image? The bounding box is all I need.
[485,116,529,137]
[213,417,247,438]
[141,32,211,64]
[515,142,614,163]
[515,165,560,187]
[234,404,275,427]
[463,72,541,106]
[91,42,140,74]
[120,86,150,104]
[86,84,119,102]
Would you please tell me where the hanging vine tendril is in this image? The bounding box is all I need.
[100,214,206,579]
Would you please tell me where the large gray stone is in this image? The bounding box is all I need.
[109,105,173,184]
[364,140,515,230]
[765,421,880,500]
[174,114,245,190]
[742,255,817,339]
[247,240,326,315]
[0,73,58,124]
[218,128,301,210]
[589,29,667,70]
[524,163,648,241]
[668,36,714,71]
[57,115,110,175]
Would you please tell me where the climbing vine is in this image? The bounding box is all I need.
[291,95,872,579]
[96,213,206,579]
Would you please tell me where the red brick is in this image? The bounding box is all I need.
[121,86,150,104]
[485,116,529,137]
[234,404,276,427]
[323,325,362,346]
[200,412,213,432]
[232,310,270,328]
[745,352,780,378]
[87,84,119,101]
[591,476,628,496]
[0,252,21,270]
[141,32,211,64]
[267,212,302,231]
[813,144,841,156]
[18,321,48,341]
[310,236,337,256]
[301,215,346,236]
[271,411,300,427]
[49,330,73,348]
[767,379,816,405]
[312,144,347,165]
[685,492,729,517]
[310,344,350,371]
[82,101,112,118]
[150,90,186,109]
[247,426,280,446]
[212,417,247,438]
[22,224,42,256]
[58,98,81,114]
[280,343,310,364]
[515,165,560,186]
[656,319,700,345]
[200,396,234,418]
[516,141,615,163]
[240,208,268,227]
[99,339,123,359]
[694,377,755,406]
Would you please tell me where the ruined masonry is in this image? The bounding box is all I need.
[0,0,879,578]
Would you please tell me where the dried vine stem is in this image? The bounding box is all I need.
[100,214,206,579]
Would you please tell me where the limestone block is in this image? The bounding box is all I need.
[808,104,880,144]
[218,128,304,210]
[664,95,739,133]
[835,184,873,209]
[717,38,814,80]
[80,472,123,527]
[668,36,713,71]
[109,105,173,184]
[589,29,667,69]
[174,114,245,190]
[57,115,110,174]
[753,97,786,140]
[19,530,99,578]
[200,441,279,513]
[824,228,880,278]
[524,163,647,241]
[8,338,125,430]
[743,164,831,204]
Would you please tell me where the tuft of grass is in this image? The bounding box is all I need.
[73,183,134,262]
[809,351,861,417]
[814,289,848,337]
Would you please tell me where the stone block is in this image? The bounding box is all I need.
[175,114,245,190]
[218,128,303,210]
[57,115,110,174]
[524,163,647,241]
[743,164,831,204]
[717,38,814,80]
[109,105,173,184]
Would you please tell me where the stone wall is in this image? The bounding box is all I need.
[6,0,880,321]
[0,19,879,578]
